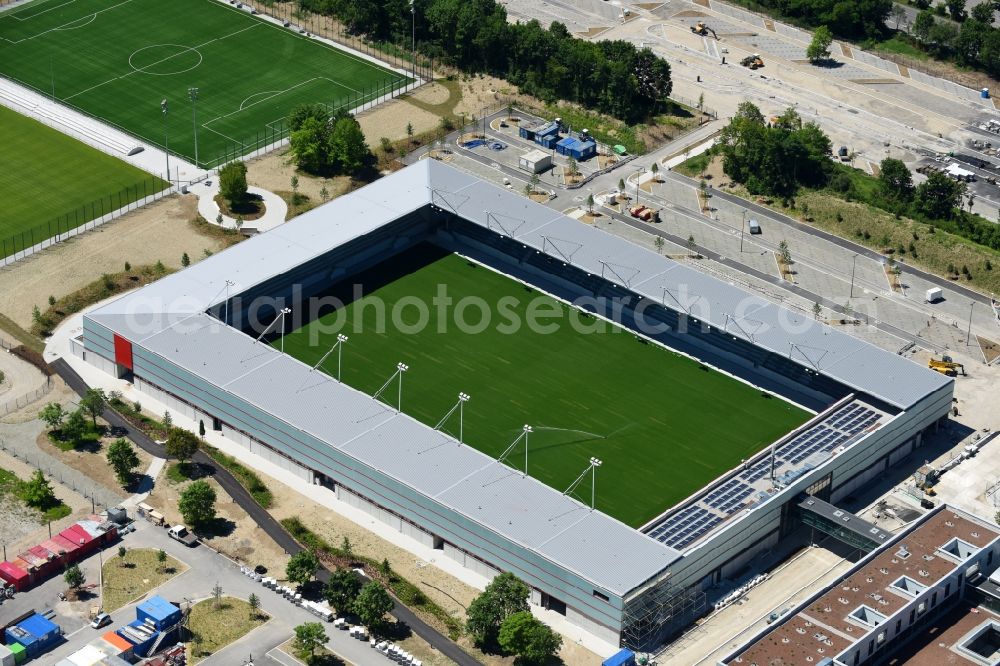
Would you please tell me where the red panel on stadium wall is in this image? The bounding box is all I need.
[113,334,133,370]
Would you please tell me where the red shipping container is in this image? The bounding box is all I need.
[27,546,58,576]
[0,561,29,591]
[51,535,80,562]
[60,525,95,555]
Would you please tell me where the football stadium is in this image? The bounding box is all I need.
[75,161,954,650]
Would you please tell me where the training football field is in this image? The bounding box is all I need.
[0,104,166,256]
[0,0,409,168]
[277,245,810,528]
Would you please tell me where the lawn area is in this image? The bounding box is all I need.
[276,244,809,527]
[0,0,409,168]
[0,467,72,521]
[873,33,929,61]
[0,105,166,257]
[187,597,269,664]
[102,548,186,612]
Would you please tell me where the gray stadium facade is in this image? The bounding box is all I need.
[75,161,953,651]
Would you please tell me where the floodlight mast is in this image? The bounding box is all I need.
[563,457,602,509]
[373,362,408,412]
[188,87,200,168]
[434,392,471,443]
[497,425,532,476]
[223,279,235,325]
[252,307,290,346]
[160,99,170,184]
[309,334,348,381]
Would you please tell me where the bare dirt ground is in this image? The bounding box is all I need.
[0,195,224,330]
[264,472,598,666]
[0,448,93,552]
[0,344,47,403]
[245,151,353,209]
[36,427,152,500]
[144,465,289,577]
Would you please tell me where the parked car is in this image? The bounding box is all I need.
[91,612,111,629]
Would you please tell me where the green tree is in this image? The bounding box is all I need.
[219,161,249,205]
[878,158,914,203]
[290,116,332,174]
[807,25,834,62]
[406,121,414,143]
[181,252,190,267]
[914,9,936,40]
[64,564,85,589]
[61,409,88,445]
[330,116,370,174]
[914,170,965,219]
[157,549,167,573]
[498,611,562,665]
[248,592,261,619]
[80,388,106,427]
[166,428,200,466]
[466,572,530,647]
[22,470,57,510]
[212,582,223,609]
[654,235,665,254]
[971,1,994,23]
[324,568,363,612]
[946,0,966,21]
[289,103,329,132]
[107,438,141,487]
[39,402,65,431]
[813,302,822,319]
[292,622,328,661]
[320,185,330,202]
[586,194,595,214]
[286,549,320,587]
[354,581,394,634]
[178,480,217,527]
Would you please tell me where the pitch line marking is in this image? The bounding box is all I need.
[199,0,411,83]
[8,0,80,21]
[53,12,96,29]
[202,76,358,126]
[238,90,282,110]
[62,23,258,101]
[1,0,134,42]
[128,43,204,75]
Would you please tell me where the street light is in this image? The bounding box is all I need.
[740,209,746,253]
[161,99,170,183]
[188,87,200,169]
[635,166,646,208]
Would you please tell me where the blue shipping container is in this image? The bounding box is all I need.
[603,649,636,666]
[9,613,61,658]
[136,595,181,630]
[118,620,159,657]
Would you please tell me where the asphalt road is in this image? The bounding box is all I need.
[51,358,478,666]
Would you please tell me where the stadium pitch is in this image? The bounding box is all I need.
[0,0,409,168]
[276,244,810,528]
[0,104,166,256]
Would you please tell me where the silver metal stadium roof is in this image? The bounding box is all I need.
[87,159,949,595]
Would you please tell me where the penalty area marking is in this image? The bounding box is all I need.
[54,12,96,29]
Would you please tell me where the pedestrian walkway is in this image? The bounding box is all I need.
[0,418,125,509]
[194,179,288,233]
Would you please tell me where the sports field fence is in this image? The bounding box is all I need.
[0,175,173,264]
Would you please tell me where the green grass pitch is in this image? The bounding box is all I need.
[0,104,165,254]
[277,245,810,528]
[0,0,409,168]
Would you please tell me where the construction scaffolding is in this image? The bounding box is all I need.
[621,579,707,652]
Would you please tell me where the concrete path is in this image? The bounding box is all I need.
[194,179,288,233]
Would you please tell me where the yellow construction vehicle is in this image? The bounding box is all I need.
[740,54,764,70]
[928,355,966,376]
[690,22,719,38]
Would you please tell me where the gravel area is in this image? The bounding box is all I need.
[0,194,224,329]
[0,448,93,552]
